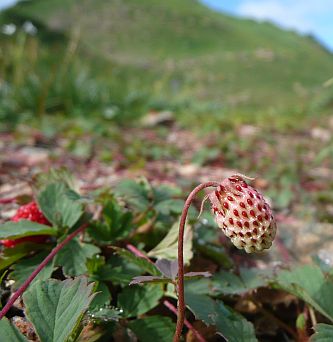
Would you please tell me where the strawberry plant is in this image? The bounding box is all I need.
[1,170,333,341]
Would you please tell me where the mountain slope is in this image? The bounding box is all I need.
[3,0,333,111]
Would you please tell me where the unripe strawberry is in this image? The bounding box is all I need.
[209,175,276,253]
[1,201,51,248]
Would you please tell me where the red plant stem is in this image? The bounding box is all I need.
[164,300,206,342]
[126,243,153,263]
[173,182,219,342]
[0,197,17,204]
[0,223,89,320]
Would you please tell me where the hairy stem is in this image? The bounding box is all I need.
[0,223,89,320]
[173,181,219,342]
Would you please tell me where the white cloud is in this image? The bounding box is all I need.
[237,0,333,33]
[237,0,333,49]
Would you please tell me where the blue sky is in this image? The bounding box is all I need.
[200,0,333,51]
[1,0,333,51]
[0,0,16,10]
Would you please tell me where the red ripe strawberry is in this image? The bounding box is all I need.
[209,175,276,253]
[1,201,51,248]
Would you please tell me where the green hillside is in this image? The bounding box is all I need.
[2,0,333,122]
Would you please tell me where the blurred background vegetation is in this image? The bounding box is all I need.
[0,0,333,223]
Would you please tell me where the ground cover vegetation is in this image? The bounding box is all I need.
[1,0,333,341]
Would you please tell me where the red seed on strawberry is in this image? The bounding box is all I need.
[209,175,276,253]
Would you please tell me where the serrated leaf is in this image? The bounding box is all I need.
[89,282,111,311]
[86,255,129,284]
[38,182,83,228]
[86,255,106,278]
[213,268,272,295]
[113,247,160,276]
[96,256,143,286]
[34,168,79,193]
[87,200,133,243]
[128,315,175,342]
[117,285,163,318]
[311,324,333,341]
[195,241,233,269]
[185,291,257,341]
[0,317,28,342]
[185,278,212,295]
[0,242,46,272]
[55,238,100,277]
[154,199,184,215]
[276,265,333,322]
[100,265,137,285]
[185,291,216,325]
[115,179,150,212]
[148,219,193,264]
[214,301,258,342]
[10,251,55,290]
[212,271,248,295]
[152,184,181,203]
[0,220,56,240]
[23,277,95,342]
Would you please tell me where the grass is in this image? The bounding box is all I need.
[0,0,332,213]
[1,0,332,116]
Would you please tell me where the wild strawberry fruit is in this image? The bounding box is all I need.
[209,175,276,253]
[1,201,51,248]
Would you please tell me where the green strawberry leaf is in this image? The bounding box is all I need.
[54,238,100,277]
[88,200,133,244]
[10,251,55,290]
[0,220,56,239]
[117,284,163,318]
[185,290,257,342]
[212,267,273,295]
[115,179,151,212]
[311,324,333,341]
[23,277,95,342]
[154,199,184,215]
[128,315,175,342]
[0,317,28,342]
[87,254,142,286]
[0,242,46,272]
[38,182,84,228]
[214,301,258,342]
[276,264,333,322]
[34,168,79,193]
[113,247,161,276]
[89,282,111,311]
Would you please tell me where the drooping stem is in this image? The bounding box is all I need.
[173,181,219,342]
[0,223,89,320]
